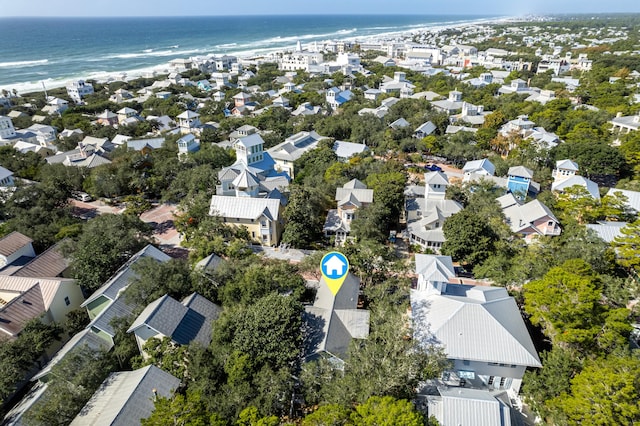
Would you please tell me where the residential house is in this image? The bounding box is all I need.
[501,115,535,136]
[326,87,353,110]
[0,232,36,270]
[272,95,289,108]
[126,137,165,154]
[70,365,180,426]
[462,159,495,181]
[232,92,253,108]
[431,90,464,114]
[406,172,463,251]
[610,112,640,134]
[414,254,455,292]
[96,110,118,126]
[452,102,489,126]
[42,97,68,115]
[0,166,15,187]
[323,179,374,245]
[209,195,284,246]
[80,245,171,347]
[425,387,518,426]
[551,160,600,200]
[389,118,411,130]
[606,188,640,215]
[0,254,83,339]
[373,56,396,67]
[268,131,326,179]
[66,80,94,103]
[332,140,368,161]
[379,72,415,98]
[304,272,369,361]
[364,88,382,101]
[414,121,437,138]
[0,115,17,140]
[127,292,221,357]
[502,199,561,242]
[587,221,628,243]
[117,107,139,125]
[411,257,542,397]
[176,110,201,135]
[291,102,321,117]
[177,133,200,159]
[506,166,536,200]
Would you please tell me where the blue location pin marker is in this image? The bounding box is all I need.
[320,251,349,295]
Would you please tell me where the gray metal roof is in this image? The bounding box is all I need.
[82,245,171,306]
[428,388,513,426]
[304,273,369,358]
[586,221,628,243]
[552,175,600,200]
[11,242,69,278]
[415,254,456,283]
[607,188,640,213]
[209,195,281,221]
[0,231,33,257]
[92,297,136,337]
[71,365,180,426]
[332,141,367,159]
[507,166,533,179]
[411,284,541,368]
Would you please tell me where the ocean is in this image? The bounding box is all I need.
[0,15,500,94]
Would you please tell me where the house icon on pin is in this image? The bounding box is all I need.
[323,254,347,278]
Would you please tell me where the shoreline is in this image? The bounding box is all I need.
[1,15,523,97]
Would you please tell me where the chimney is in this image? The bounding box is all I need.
[616,112,623,118]
[152,388,158,402]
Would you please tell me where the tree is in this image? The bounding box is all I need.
[125,257,194,307]
[441,209,499,267]
[523,259,604,350]
[212,293,303,371]
[350,396,425,426]
[522,347,582,422]
[550,356,640,425]
[302,404,351,426]
[68,214,152,291]
[282,185,329,248]
[142,391,225,426]
[612,219,640,270]
[24,346,115,426]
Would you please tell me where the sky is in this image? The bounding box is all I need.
[1,0,640,17]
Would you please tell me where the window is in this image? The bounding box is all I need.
[64,296,71,306]
[548,221,554,226]
[261,220,268,228]
[499,377,506,388]
[488,376,495,386]
[462,360,470,366]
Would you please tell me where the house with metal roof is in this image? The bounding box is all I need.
[425,387,518,426]
[0,231,35,271]
[80,245,171,345]
[267,131,326,179]
[323,179,374,245]
[606,188,640,214]
[406,172,463,251]
[304,273,369,361]
[502,199,561,242]
[587,221,628,243]
[411,279,541,398]
[127,292,221,356]
[71,365,180,426]
[462,159,495,179]
[210,195,284,246]
[332,140,368,162]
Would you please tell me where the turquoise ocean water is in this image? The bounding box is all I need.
[0,15,499,93]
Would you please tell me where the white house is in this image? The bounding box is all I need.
[66,80,94,103]
[411,260,541,398]
[0,115,17,140]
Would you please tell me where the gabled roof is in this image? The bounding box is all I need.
[232,169,260,188]
[0,275,74,311]
[556,159,579,171]
[502,199,558,233]
[343,178,367,189]
[606,188,640,213]
[462,158,495,176]
[71,365,180,426]
[424,171,449,185]
[586,221,627,243]
[176,110,200,119]
[415,121,436,135]
[411,284,541,367]
[82,245,171,307]
[333,140,368,159]
[0,231,33,257]
[209,195,281,221]
[415,254,456,283]
[11,241,69,278]
[389,118,411,129]
[507,166,533,179]
[428,388,514,426]
[0,283,45,338]
[126,138,165,151]
[335,188,374,205]
[304,273,369,357]
[233,132,264,149]
[552,175,600,200]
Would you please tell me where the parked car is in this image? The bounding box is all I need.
[425,164,442,172]
[72,191,92,202]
